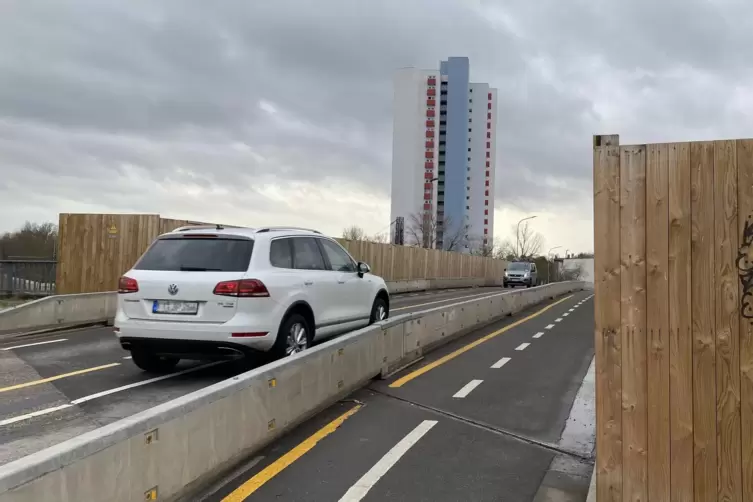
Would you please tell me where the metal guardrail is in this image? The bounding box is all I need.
[0,260,56,296]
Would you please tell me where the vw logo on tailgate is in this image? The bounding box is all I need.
[167,284,179,296]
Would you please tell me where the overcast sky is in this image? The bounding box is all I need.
[1,0,752,254]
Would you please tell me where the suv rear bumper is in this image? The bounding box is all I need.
[114,317,279,354]
[119,336,264,360]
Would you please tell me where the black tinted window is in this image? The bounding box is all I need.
[270,239,293,269]
[134,237,253,272]
[292,237,326,270]
[318,239,356,272]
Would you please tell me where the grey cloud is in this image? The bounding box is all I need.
[1,0,752,236]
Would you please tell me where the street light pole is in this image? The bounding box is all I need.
[516,215,537,259]
[547,246,561,284]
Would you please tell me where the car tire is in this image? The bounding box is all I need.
[369,296,389,324]
[272,313,312,359]
[131,351,180,373]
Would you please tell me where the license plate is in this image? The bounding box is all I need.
[152,300,199,315]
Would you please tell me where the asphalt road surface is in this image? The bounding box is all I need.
[0,286,508,465]
[198,291,595,502]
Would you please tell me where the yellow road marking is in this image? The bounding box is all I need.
[392,291,504,312]
[0,363,122,393]
[389,295,574,388]
[222,404,362,501]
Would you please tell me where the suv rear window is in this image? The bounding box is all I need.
[134,237,254,272]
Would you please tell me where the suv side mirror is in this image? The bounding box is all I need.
[357,262,371,277]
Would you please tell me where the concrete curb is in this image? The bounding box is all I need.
[0,279,505,341]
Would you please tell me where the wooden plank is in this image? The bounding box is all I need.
[737,138,753,500]
[646,143,670,501]
[667,142,694,501]
[690,140,717,501]
[620,144,648,501]
[593,134,622,502]
[714,140,742,501]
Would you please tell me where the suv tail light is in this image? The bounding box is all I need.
[213,279,270,298]
[118,276,139,294]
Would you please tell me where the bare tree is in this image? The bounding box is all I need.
[494,239,517,260]
[406,212,439,248]
[342,225,390,244]
[443,216,472,252]
[369,232,389,244]
[342,225,367,241]
[514,221,544,259]
[0,221,58,259]
[406,212,472,251]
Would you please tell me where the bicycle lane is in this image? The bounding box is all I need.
[201,291,595,502]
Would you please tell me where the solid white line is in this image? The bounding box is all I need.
[0,361,223,425]
[71,362,223,405]
[338,420,438,501]
[545,324,555,329]
[515,343,530,351]
[491,357,511,369]
[2,339,68,351]
[555,317,563,322]
[392,290,506,312]
[453,379,484,398]
[0,404,74,426]
[533,332,544,339]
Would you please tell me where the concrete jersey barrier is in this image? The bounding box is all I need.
[0,281,584,501]
[0,277,503,338]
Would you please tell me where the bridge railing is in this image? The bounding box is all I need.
[0,260,56,297]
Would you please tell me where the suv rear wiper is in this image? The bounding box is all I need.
[179,266,222,271]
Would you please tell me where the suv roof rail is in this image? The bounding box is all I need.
[254,226,321,234]
[171,224,245,233]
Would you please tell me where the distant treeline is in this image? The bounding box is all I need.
[0,221,58,260]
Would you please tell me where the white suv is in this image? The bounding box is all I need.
[114,225,390,372]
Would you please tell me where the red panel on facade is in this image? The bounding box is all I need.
[485,200,489,206]
[486,151,490,158]
[485,190,489,196]
[424,172,434,179]
[488,92,492,99]
[488,102,492,110]
[484,228,488,234]
[484,219,488,225]
[485,161,490,168]
[424,203,432,210]
[485,180,489,186]
[426,120,435,127]
[425,151,433,159]
[427,88,436,97]
[428,77,436,86]
[424,183,433,190]
[425,161,434,169]
[487,122,491,129]
[484,209,488,215]
[425,141,434,148]
[427,99,436,106]
[427,109,435,117]
[426,130,434,138]
[487,112,491,119]
[424,193,431,200]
